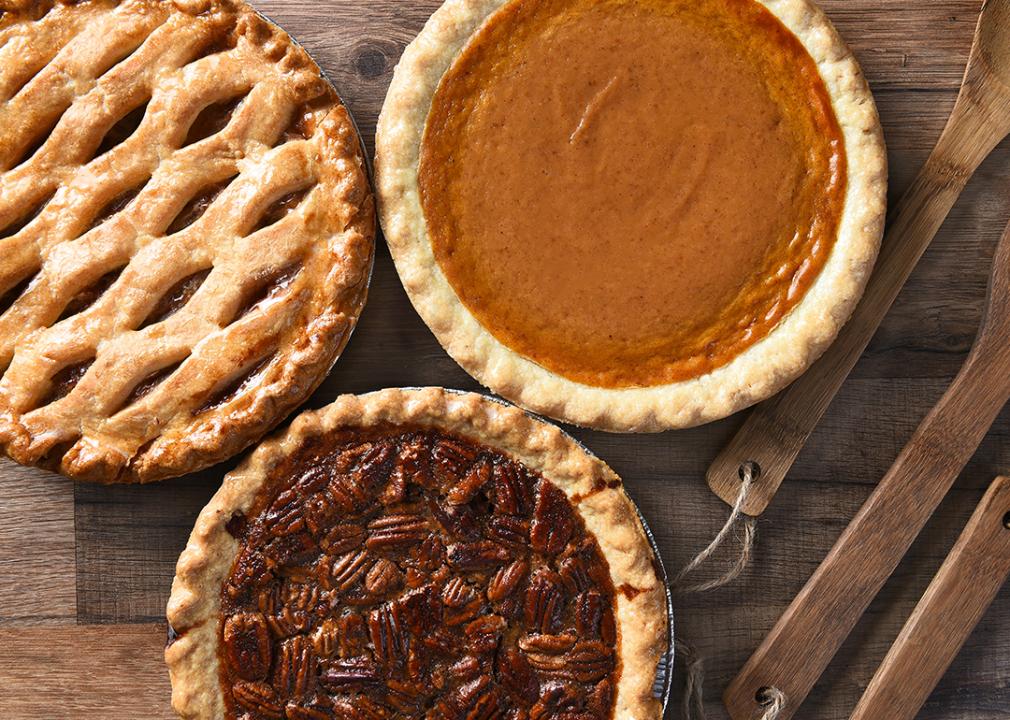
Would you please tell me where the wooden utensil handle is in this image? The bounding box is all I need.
[706,106,1007,518]
[850,476,1010,720]
[723,354,1010,720]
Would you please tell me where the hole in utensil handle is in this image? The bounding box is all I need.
[739,460,762,483]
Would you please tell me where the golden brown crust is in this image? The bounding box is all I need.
[375,0,887,432]
[166,387,669,720]
[0,0,375,482]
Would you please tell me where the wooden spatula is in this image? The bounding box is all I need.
[707,0,1010,517]
[723,212,1010,720]
[850,476,1010,720]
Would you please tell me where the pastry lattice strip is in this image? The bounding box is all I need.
[0,0,373,482]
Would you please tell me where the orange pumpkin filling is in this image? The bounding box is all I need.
[419,0,847,388]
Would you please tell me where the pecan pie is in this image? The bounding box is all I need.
[167,388,668,719]
[0,0,374,482]
[376,0,887,431]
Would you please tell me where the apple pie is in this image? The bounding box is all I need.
[0,0,374,482]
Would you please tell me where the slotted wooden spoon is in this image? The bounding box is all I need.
[708,0,1010,517]
[723,211,1010,720]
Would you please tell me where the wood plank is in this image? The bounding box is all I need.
[0,459,76,625]
[73,469,222,623]
[0,624,172,719]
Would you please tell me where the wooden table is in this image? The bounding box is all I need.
[2,1,1009,718]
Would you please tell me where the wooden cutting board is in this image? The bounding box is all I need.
[2,1,1009,718]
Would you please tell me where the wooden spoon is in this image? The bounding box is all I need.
[850,476,1010,720]
[723,212,1010,720]
[708,0,1010,517]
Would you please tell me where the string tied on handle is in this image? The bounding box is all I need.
[673,462,761,718]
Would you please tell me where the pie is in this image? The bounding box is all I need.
[375,0,887,431]
[0,0,374,482]
[166,387,670,719]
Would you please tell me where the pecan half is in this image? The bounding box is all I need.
[319,523,366,555]
[293,464,331,495]
[326,474,372,515]
[366,513,429,550]
[529,682,582,719]
[432,438,479,485]
[491,463,534,516]
[526,641,614,683]
[352,442,395,487]
[565,641,615,683]
[431,675,491,720]
[379,468,407,505]
[487,559,529,603]
[446,460,491,505]
[449,655,482,683]
[467,690,504,720]
[485,515,529,547]
[369,603,409,667]
[326,550,370,592]
[518,633,577,655]
[524,569,564,634]
[232,680,282,718]
[272,635,315,697]
[226,548,272,602]
[365,558,403,595]
[557,554,590,595]
[223,612,271,680]
[262,488,305,537]
[321,655,382,690]
[530,482,575,555]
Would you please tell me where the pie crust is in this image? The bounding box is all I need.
[0,0,375,482]
[166,387,668,719]
[375,0,887,432]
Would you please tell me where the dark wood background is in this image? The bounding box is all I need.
[2,1,1009,718]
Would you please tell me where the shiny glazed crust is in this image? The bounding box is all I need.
[0,0,375,481]
[166,387,668,720]
[375,0,887,432]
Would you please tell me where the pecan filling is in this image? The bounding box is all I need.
[219,429,621,720]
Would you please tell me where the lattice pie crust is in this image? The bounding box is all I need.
[0,0,375,483]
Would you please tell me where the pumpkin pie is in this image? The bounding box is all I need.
[0,0,374,482]
[376,0,886,431]
[166,387,670,719]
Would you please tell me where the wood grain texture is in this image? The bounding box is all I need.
[1,1,1009,719]
[0,459,76,624]
[851,476,1010,720]
[0,624,172,719]
[708,0,1010,516]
